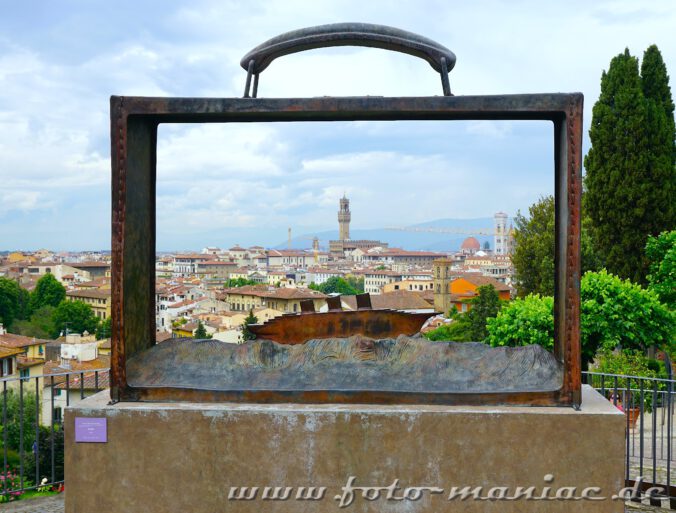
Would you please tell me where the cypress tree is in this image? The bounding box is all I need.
[584,48,675,284]
[640,45,675,240]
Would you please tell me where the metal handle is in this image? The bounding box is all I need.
[240,23,456,98]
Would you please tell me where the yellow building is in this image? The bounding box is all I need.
[224,285,327,314]
[382,279,433,294]
[66,289,112,320]
[7,251,28,263]
[0,327,49,389]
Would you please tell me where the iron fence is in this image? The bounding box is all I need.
[1,369,108,502]
[584,370,676,509]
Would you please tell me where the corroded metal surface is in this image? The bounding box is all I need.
[110,25,583,406]
[239,23,456,97]
[127,337,563,396]
[249,309,434,345]
[111,93,583,405]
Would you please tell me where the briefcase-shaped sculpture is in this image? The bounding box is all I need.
[110,23,582,406]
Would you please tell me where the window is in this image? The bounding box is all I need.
[20,369,29,381]
[53,407,63,423]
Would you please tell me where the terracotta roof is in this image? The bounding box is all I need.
[0,346,23,359]
[267,250,310,257]
[54,370,110,390]
[156,331,172,343]
[0,332,50,348]
[223,285,327,300]
[453,275,510,291]
[167,299,197,309]
[67,261,110,268]
[43,355,110,376]
[17,356,44,368]
[67,289,110,299]
[342,290,433,311]
[461,237,481,250]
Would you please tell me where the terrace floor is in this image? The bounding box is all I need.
[2,495,674,513]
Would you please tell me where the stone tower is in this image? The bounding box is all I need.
[433,258,454,315]
[338,194,351,241]
[494,212,508,255]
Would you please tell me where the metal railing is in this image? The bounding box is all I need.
[584,370,676,509]
[1,369,108,502]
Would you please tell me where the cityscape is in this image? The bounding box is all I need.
[0,2,673,512]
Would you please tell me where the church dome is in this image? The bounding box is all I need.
[460,237,481,251]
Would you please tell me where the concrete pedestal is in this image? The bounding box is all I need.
[65,386,625,512]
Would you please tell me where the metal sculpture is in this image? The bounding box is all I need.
[111,23,582,406]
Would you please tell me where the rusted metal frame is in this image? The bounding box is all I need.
[249,309,433,345]
[111,93,582,405]
[553,94,583,408]
[133,386,572,406]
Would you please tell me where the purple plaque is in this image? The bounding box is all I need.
[75,417,107,443]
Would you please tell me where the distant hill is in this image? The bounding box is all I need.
[277,217,500,252]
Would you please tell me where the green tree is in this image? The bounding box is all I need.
[465,285,503,341]
[641,44,675,166]
[95,317,112,340]
[581,270,674,361]
[645,230,675,307]
[486,271,675,368]
[11,306,56,340]
[511,196,555,296]
[0,278,23,328]
[487,295,555,351]
[512,195,604,297]
[424,320,473,342]
[225,277,257,288]
[24,426,64,483]
[194,320,211,339]
[585,48,675,284]
[312,277,359,295]
[0,389,38,454]
[241,309,258,341]
[29,274,65,311]
[344,275,365,293]
[51,300,99,338]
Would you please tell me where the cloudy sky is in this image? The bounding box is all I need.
[1,0,674,251]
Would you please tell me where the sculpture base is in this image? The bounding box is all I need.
[65,386,624,512]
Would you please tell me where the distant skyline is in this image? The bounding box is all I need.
[1,1,674,250]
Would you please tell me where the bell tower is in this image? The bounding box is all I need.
[338,194,351,241]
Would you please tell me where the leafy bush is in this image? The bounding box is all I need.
[486,295,554,351]
[646,230,675,307]
[581,270,674,359]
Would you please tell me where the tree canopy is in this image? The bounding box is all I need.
[487,295,555,351]
[29,273,66,311]
[645,230,675,308]
[309,277,360,295]
[581,270,674,361]
[512,196,555,297]
[51,300,99,338]
[584,46,675,284]
[0,278,24,329]
[194,320,211,339]
[465,285,503,341]
[241,309,258,341]
[486,271,674,367]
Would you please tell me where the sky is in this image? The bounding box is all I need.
[0,0,674,251]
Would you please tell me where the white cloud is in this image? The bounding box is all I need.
[0,0,674,249]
